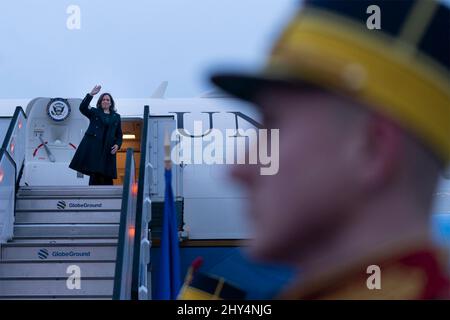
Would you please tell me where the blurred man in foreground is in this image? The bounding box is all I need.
[212,0,450,299]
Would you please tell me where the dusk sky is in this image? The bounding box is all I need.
[0,0,297,99]
[2,1,449,99]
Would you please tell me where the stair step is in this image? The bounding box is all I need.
[0,261,115,278]
[16,198,122,211]
[8,238,118,245]
[13,224,119,239]
[17,185,123,197]
[2,187,129,299]
[1,243,117,261]
[0,279,114,296]
[0,296,112,300]
[15,211,121,224]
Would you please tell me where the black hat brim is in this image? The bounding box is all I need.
[211,72,311,103]
[211,70,326,106]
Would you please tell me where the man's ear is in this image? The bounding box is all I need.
[359,114,403,190]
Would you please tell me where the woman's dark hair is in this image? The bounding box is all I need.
[96,93,117,113]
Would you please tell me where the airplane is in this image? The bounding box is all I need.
[0,82,269,242]
[1,82,449,241]
[0,82,448,299]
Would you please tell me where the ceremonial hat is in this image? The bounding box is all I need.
[212,0,450,163]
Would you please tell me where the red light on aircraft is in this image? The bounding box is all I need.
[18,120,22,129]
[0,169,4,183]
[129,226,135,238]
[132,182,138,196]
[10,141,15,154]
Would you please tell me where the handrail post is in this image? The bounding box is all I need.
[113,148,136,300]
[131,105,151,299]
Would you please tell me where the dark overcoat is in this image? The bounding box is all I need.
[69,94,123,178]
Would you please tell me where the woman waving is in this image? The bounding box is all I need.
[69,85,123,185]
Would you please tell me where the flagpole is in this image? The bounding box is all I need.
[155,127,182,300]
[164,129,171,170]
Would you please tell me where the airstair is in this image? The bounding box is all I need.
[0,186,122,299]
[0,102,171,300]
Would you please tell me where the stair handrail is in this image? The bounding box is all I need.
[113,148,137,300]
[131,105,151,299]
[0,106,27,243]
[0,149,16,243]
[1,106,27,182]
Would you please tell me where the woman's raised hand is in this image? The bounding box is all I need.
[90,85,102,96]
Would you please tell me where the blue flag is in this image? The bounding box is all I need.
[155,168,181,299]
